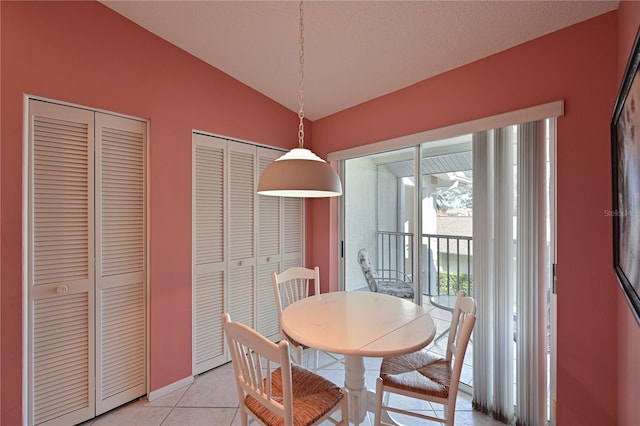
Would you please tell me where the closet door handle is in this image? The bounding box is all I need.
[56,285,69,295]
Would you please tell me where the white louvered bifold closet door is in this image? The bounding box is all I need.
[192,134,227,375]
[28,100,147,425]
[256,148,282,341]
[94,112,147,415]
[227,141,257,329]
[28,100,96,426]
[191,133,304,372]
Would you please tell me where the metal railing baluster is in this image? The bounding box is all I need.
[376,231,473,298]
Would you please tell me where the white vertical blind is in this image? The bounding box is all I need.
[515,121,549,425]
[472,127,515,422]
[516,122,539,424]
[471,130,493,413]
[493,127,515,420]
[473,121,551,425]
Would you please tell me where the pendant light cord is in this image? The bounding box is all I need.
[298,0,305,149]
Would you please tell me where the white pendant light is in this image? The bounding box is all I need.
[257,1,342,198]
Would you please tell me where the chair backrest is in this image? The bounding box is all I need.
[272,267,320,333]
[445,290,476,401]
[357,248,378,292]
[222,312,295,425]
[446,290,477,362]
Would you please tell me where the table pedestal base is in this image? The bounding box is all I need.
[344,355,403,426]
[344,355,367,425]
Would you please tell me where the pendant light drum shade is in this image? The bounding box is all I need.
[257,148,342,197]
[256,0,342,198]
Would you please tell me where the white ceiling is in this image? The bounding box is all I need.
[101,0,618,120]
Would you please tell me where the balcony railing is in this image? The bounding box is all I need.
[377,231,473,297]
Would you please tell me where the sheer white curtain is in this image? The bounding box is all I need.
[472,121,550,426]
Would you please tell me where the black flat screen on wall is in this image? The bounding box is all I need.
[612,29,640,325]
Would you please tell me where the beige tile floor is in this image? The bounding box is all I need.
[83,349,503,426]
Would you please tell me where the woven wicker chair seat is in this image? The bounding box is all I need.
[245,365,344,426]
[380,349,452,399]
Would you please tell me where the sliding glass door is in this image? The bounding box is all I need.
[336,101,563,424]
[341,136,475,389]
[338,117,556,412]
[343,147,416,293]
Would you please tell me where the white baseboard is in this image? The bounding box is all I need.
[147,375,194,401]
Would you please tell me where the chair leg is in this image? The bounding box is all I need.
[340,388,350,425]
[239,407,249,426]
[445,402,455,426]
[292,346,303,367]
[313,348,320,371]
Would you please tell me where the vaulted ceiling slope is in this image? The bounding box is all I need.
[101,1,618,120]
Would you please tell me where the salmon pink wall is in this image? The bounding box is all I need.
[616,3,640,424]
[312,12,620,425]
[0,2,298,424]
[2,1,634,425]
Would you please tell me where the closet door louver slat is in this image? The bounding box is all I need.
[228,142,256,329]
[99,283,145,400]
[258,155,280,257]
[256,264,279,338]
[192,134,227,374]
[194,271,225,368]
[33,293,90,425]
[256,149,282,340]
[229,149,255,260]
[283,197,304,268]
[228,266,255,327]
[95,112,146,415]
[29,100,95,426]
[33,117,90,287]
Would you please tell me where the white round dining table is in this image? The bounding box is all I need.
[280,291,435,425]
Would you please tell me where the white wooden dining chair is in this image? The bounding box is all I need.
[222,312,348,426]
[374,290,476,426]
[272,266,343,370]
